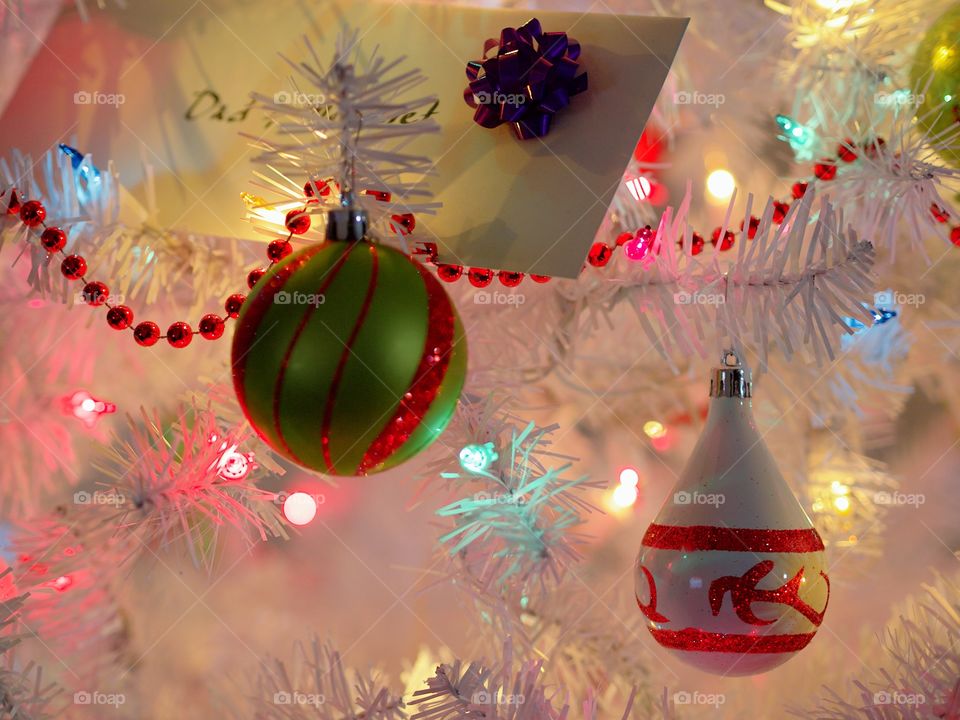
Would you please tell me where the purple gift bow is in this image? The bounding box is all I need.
[464,17,588,140]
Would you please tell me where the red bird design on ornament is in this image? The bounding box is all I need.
[708,560,830,627]
[636,565,670,623]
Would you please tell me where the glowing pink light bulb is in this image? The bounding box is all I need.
[62,390,116,429]
[52,575,73,592]
[625,227,655,263]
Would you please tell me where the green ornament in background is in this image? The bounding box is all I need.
[911,4,960,167]
[231,198,467,477]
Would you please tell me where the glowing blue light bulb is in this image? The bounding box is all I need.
[459,442,498,474]
[58,143,102,203]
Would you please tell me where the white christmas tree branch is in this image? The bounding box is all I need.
[243,30,441,248]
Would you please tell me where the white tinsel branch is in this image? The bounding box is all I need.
[804,570,960,719]
[243,638,406,720]
[244,30,441,248]
[1,145,256,314]
[410,639,640,720]
[594,189,877,370]
[92,403,288,569]
[0,569,64,718]
[422,394,602,597]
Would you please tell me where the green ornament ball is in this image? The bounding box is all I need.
[912,4,960,167]
[231,240,467,476]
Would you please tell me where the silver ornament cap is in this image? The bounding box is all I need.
[325,189,368,242]
[709,350,751,398]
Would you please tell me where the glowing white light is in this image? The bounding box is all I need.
[283,492,318,526]
[625,176,652,201]
[830,480,850,496]
[833,495,851,514]
[618,467,640,488]
[80,398,96,412]
[706,169,735,200]
[612,484,638,508]
[643,420,667,439]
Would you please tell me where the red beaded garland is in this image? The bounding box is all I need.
[247,268,266,288]
[862,137,886,159]
[224,293,246,318]
[391,213,416,234]
[951,227,960,246]
[166,322,193,348]
[365,189,391,202]
[791,182,808,199]
[615,231,634,247]
[837,140,857,163]
[498,270,524,287]
[772,201,790,224]
[3,189,20,215]
[711,228,735,251]
[60,255,87,280]
[81,281,109,306]
[691,232,705,255]
[467,267,494,288]
[267,240,292,262]
[741,215,760,239]
[931,203,950,223]
[587,242,614,267]
[529,274,551,283]
[284,209,311,235]
[40,227,67,252]
[198,314,226,340]
[813,161,837,180]
[134,321,161,346]
[304,179,332,198]
[106,305,134,330]
[18,200,45,227]
[436,264,464,282]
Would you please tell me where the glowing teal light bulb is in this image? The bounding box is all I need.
[775,114,815,155]
[459,442,498,473]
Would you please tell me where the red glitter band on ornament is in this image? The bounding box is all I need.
[649,627,816,654]
[321,245,381,474]
[271,243,359,467]
[234,247,324,442]
[642,523,824,553]
[356,262,457,474]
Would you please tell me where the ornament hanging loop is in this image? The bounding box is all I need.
[710,348,752,398]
